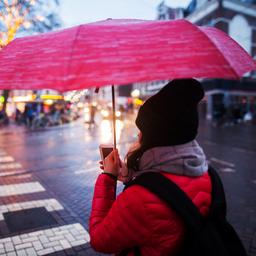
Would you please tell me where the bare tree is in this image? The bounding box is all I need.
[0,0,62,112]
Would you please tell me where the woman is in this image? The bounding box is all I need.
[89,79,212,256]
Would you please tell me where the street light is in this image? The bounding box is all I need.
[131,89,140,98]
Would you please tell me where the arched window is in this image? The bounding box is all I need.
[229,15,252,54]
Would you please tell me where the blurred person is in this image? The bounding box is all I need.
[89,103,97,127]
[243,110,253,123]
[212,103,226,127]
[89,79,212,255]
[31,108,47,129]
[48,104,61,126]
[15,108,23,125]
[118,104,126,120]
[232,104,242,124]
[126,98,134,114]
[60,108,72,123]
[0,110,9,126]
[24,103,34,128]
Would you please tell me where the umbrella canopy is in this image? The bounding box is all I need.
[0,19,255,92]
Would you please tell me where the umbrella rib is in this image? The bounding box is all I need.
[64,25,83,87]
[194,25,240,79]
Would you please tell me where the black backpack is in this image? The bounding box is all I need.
[124,166,247,256]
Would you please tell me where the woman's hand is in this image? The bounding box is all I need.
[118,160,130,183]
[99,149,132,182]
[102,149,120,178]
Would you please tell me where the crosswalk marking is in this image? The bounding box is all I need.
[75,166,98,175]
[0,170,25,177]
[0,182,45,197]
[0,156,14,163]
[0,163,23,170]
[0,223,89,255]
[0,151,90,256]
[15,174,32,179]
[0,199,64,221]
[210,157,235,168]
[220,168,236,173]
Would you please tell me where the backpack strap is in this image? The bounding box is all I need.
[125,172,205,232]
[207,166,227,218]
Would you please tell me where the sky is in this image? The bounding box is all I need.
[59,0,191,28]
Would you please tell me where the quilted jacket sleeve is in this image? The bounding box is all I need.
[89,173,151,254]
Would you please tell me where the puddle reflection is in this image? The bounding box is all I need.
[100,120,124,144]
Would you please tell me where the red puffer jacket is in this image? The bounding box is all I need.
[89,171,212,256]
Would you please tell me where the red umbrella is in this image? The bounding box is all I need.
[0,19,255,91]
[0,19,255,146]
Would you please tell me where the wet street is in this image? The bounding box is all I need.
[0,115,256,256]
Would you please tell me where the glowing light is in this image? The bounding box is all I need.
[134,98,143,106]
[84,107,90,122]
[44,99,54,105]
[40,95,63,100]
[23,21,31,29]
[101,110,109,118]
[116,120,124,143]
[100,120,112,144]
[77,102,84,108]
[64,95,72,101]
[12,95,35,102]
[100,119,124,144]
[0,96,4,103]
[115,111,121,117]
[131,89,140,98]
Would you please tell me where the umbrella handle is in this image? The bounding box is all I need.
[111,85,117,149]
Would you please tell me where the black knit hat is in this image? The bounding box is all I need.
[135,79,204,146]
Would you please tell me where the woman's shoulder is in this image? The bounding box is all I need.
[120,171,212,216]
[120,181,158,204]
[118,180,172,213]
[123,171,211,197]
[162,171,212,216]
[162,172,212,195]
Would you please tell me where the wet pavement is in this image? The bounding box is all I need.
[0,116,255,255]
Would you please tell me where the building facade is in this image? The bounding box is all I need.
[186,0,256,59]
[152,0,256,123]
[186,0,256,121]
